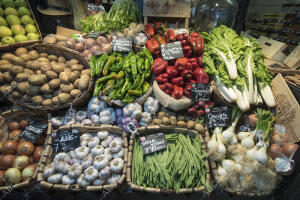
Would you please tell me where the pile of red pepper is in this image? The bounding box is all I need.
[188,101,214,119]
[145,24,209,99]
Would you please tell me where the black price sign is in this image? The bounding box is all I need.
[19,121,47,143]
[161,41,184,60]
[52,129,80,153]
[112,37,132,52]
[84,31,106,39]
[206,107,231,128]
[139,133,167,155]
[191,83,210,102]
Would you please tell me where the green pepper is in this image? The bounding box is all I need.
[143,48,154,64]
[144,58,151,78]
[122,59,131,70]
[96,72,116,84]
[127,51,134,58]
[103,56,116,76]
[121,78,132,95]
[89,56,97,77]
[137,58,144,74]
[96,53,109,76]
[113,71,125,79]
[122,93,135,103]
[142,82,150,94]
[130,56,137,77]
[129,74,141,90]
[108,79,125,100]
[93,82,102,96]
[109,63,122,72]
[102,79,115,95]
[128,88,143,96]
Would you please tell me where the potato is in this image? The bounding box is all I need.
[29,74,47,85]
[32,96,43,105]
[153,118,162,125]
[57,41,66,46]
[79,75,90,90]
[81,69,90,75]
[64,68,71,74]
[40,63,52,73]
[59,72,70,84]
[57,57,66,63]
[37,57,49,63]
[0,85,12,94]
[169,116,177,126]
[52,96,59,105]
[40,53,48,58]
[71,64,84,71]
[42,99,52,106]
[24,68,34,74]
[0,73,3,83]
[70,89,81,98]
[16,73,29,82]
[15,48,27,56]
[0,60,10,65]
[194,123,204,133]
[186,120,195,129]
[74,78,80,88]
[48,79,60,89]
[58,93,71,104]
[36,70,42,74]
[46,71,58,79]
[28,85,40,96]
[67,59,79,67]
[11,66,24,75]
[17,81,29,94]
[1,53,15,61]
[11,81,17,88]
[158,112,167,119]
[50,60,57,66]
[22,94,32,103]
[28,50,39,60]
[69,71,80,82]
[43,36,56,44]
[41,83,53,94]
[3,72,12,82]
[58,63,66,69]
[177,121,186,128]
[55,35,66,42]
[12,91,22,99]
[11,56,25,66]
[0,63,12,72]
[48,55,57,61]
[30,61,40,71]
[162,117,170,125]
[20,54,30,61]
[60,83,74,93]
[52,64,64,74]
[177,115,185,121]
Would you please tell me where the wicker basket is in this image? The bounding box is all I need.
[0,109,50,191]
[127,125,211,194]
[5,43,94,111]
[37,124,128,192]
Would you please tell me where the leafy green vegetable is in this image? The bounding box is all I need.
[256,108,275,145]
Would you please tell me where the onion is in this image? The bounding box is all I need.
[84,38,96,49]
[9,130,22,141]
[13,156,29,169]
[33,146,43,162]
[22,164,37,180]
[3,140,18,154]
[5,168,21,184]
[83,50,92,59]
[28,156,34,164]
[271,133,289,144]
[0,170,4,186]
[248,114,258,128]
[19,138,26,143]
[17,142,34,156]
[269,144,284,158]
[90,45,103,56]
[96,36,107,45]
[19,120,28,130]
[75,42,84,52]
[8,121,19,131]
[35,136,45,145]
[0,155,16,170]
[283,143,299,158]
[102,44,112,54]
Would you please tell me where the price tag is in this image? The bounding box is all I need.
[52,129,80,153]
[191,83,210,102]
[139,133,167,155]
[206,107,231,129]
[84,31,106,39]
[274,124,286,134]
[19,121,47,143]
[112,37,132,52]
[161,41,184,60]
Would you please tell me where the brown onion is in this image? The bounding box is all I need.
[22,164,37,180]
[8,121,19,131]
[17,142,34,156]
[9,130,22,141]
[271,133,289,144]
[248,114,258,128]
[269,144,284,158]
[28,156,34,164]
[283,143,299,158]
[3,140,18,154]
[13,156,29,169]
[0,155,16,170]
[84,38,95,49]
[74,42,84,52]
[0,170,4,186]
[33,146,43,162]
[19,120,28,130]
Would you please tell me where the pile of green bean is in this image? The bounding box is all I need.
[132,133,211,193]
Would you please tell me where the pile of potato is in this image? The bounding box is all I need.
[0,47,91,107]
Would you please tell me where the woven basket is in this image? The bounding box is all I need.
[127,125,211,194]
[5,43,94,111]
[206,129,276,197]
[0,109,50,191]
[211,81,235,107]
[37,124,128,192]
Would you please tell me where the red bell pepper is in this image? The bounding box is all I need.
[175,57,188,71]
[171,77,184,86]
[180,69,193,80]
[176,34,184,41]
[193,67,209,83]
[159,83,174,95]
[172,85,183,99]
[182,45,192,52]
[151,58,168,76]
[189,34,204,55]
[166,66,178,77]
[164,30,176,43]
[159,83,166,91]
[191,32,201,38]
[155,34,166,45]
[182,33,189,40]
[145,38,160,54]
[144,23,154,39]
[197,54,203,66]
[156,73,169,83]
[184,84,192,98]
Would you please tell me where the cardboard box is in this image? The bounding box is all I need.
[271,73,300,143]
[284,45,300,69]
[258,36,287,63]
[56,26,80,38]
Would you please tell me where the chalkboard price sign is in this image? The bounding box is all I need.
[191,83,210,102]
[161,41,184,60]
[139,133,167,155]
[112,37,132,52]
[206,107,231,128]
[19,121,47,143]
[52,129,80,153]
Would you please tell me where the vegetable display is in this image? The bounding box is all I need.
[203,25,275,111]
[43,131,125,186]
[91,49,152,103]
[131,132,210,193]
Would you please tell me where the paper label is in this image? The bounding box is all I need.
[112,37,132,52]
[275,157,292,172]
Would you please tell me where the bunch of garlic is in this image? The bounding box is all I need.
[43,131,124,186]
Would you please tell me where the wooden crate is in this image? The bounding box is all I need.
[143,1,191,29]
